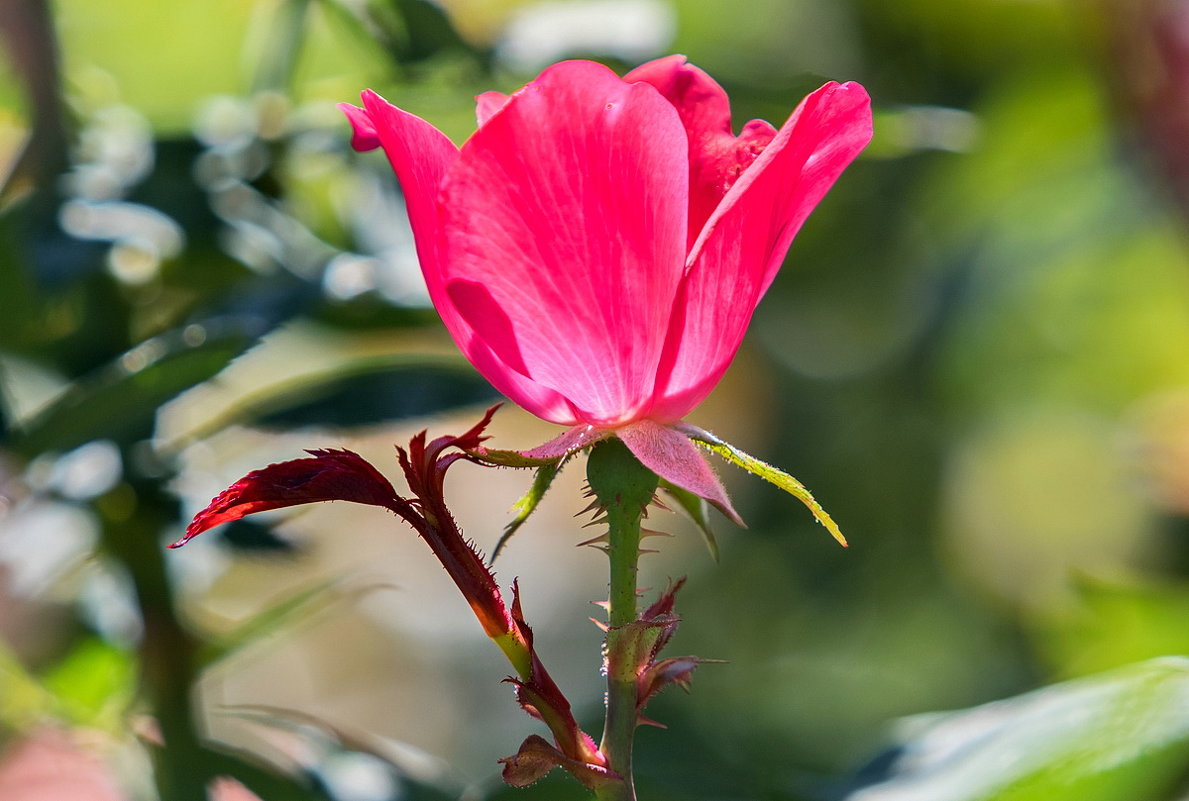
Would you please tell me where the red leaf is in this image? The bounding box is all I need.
[171,449,408,548]
[638,655,701,712]
[507,581,604,766]
[499,735,616,790]
[640,576,686,619]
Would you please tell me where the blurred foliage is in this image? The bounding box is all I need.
[843,657,1189,801]
[0,0,1187,799]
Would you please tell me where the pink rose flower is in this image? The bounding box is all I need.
[341,56,871,519]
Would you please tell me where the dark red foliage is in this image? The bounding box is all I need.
[506,581,603,767]
[500,735,616,790]
[170,449,411,548]
[173,406,608,789]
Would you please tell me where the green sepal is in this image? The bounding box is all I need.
[469,448,560,468]
[658,480,719,562]
[680,425,846,547]
[490,456,569,563]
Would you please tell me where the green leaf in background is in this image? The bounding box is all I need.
[0,201,124,370]
[389,0,473,64]
[1037,578,1189,680]
[223,357,499,431]
[0,636,135,736]
[211,703,459,800]
[0,638,55,730]
[844,657,1189,801]
[200,576,352,667]
[203,748,335,801]
[6,322,257,455]
[42,637,135,732]
[215,518,300,553]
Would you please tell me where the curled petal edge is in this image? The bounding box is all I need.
[337,102,381,151]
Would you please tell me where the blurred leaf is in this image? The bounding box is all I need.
[0,201,120,369]
[201,577,345,666]
[311,301,440,333]
[203,748,333,801]
[127,140,223,242]
[844,657,1189,801]
[659,480,719,562]
[0,199,108,292]
[41,638,135,732]
[320,0,479,70]
[0,639,54,730]
[396,781,459,801]
[55,0,256,132]
[254,0,310,92]
[1038,579,1189,679]
[7,321,257,454]
[0,209,46,352]
[215,518,300,554]
[390,0,471,63]
[215,703,461,797]
[221,356,499,431]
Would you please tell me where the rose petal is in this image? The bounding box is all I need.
[652,81,873,420]
[475,90,510,126]
[337,102,381,151]
[350,92,578,424]
[626,55,731,144]
[438,60,689,426]
[357,91,458,277]
[626,55,776,248]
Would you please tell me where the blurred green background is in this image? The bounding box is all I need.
[1,0,1188,799]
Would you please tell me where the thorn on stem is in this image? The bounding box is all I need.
[576,532,610,547]
[574,499,603,517]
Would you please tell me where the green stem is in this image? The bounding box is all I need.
[99,475,208,801]
[600,503,642,801]
[586,440,658,801]
[104,470,333,801]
